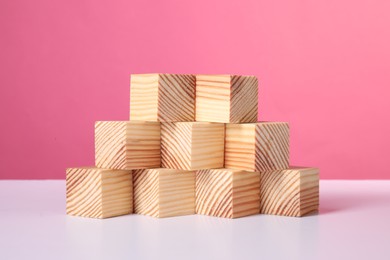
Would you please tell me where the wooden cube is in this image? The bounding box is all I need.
[66,167,133,219]
[95,121,160,170]
[196,169,260,218]
[130,74,196,122]
[225,122,289,172]
[161,122,225,170]
[260,167,319,217]
[196,75,258,123]
[133,169,195,218]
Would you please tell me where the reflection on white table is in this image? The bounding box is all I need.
[0,180,389,260]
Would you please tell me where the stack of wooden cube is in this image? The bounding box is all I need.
[66,74,319,219]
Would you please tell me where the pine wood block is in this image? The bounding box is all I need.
[130,74,196,122]
[66,167,133,219]
[260,167,319,217]
[161,122,225,170]
[95,121,160,170]
[225,122,289,172]
[133,169,195,218]
[196,169,260,218]
[196,75,258,123]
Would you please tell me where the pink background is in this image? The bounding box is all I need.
[1,0,389,179]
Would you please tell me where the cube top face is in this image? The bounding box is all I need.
[95,121,161,170]
[148,168,196,175]
[66,167,133,219]
[260,167,319,217]
[196,74,258,123]
[225,122,289,172]
[130,74,196,122]
[133,168,195,218]
[196,169,260,218]
[161,122,225,170]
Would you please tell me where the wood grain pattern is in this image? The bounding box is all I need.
[196,169,260,218]
[225,122,289,172]
[260,167,319,217]
[66,167,133,219]
[130,73,196,122]
[196,75,258,123]
[95,121,160,170]
[161,122,225,170]
[133,169,195,218]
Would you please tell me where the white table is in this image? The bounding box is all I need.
[0,180,389,260]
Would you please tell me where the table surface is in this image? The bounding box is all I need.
[0,180,389,260]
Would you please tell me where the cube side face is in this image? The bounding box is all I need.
[133,169,159,218]
[158,74,196,122]
[195,75,231,123]
[232,171,261,218]
[161,122,192,170]
[230,75,258,123]
[158,170,196,218]
[260,169,301,217]
[255,122,290,172]
[130,74,159,121]
[125,121,161,169]
[66,168,103,218]
[100,170,133,218]
[299,168,319,216]
[95,121,127,169]
[191,123,225,169]
[224,124,256,171]
[196,169,233,218]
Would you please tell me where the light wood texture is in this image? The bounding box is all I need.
[196,75,258,123]
[130,73,196,122]
[66,167,133,219]
[95,121,160,170]
[161,122,225,170]
[133,169,195,218]
[196,169,260,218]
[260,167,319,217]
[225,122,289,172]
